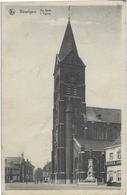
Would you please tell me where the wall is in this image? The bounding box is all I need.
[87,121,120,141]
[105,145,121,185]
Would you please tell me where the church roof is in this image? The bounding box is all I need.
[105,136,121,149]
[58,20,78,61]
[75,138,112,151]
[111,136,121,146]
[86,106,121,124]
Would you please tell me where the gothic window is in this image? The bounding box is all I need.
[61,149,65,171]
[98,128,102,140]
[103,128,107,140]
[56,128,58,140]
[75,157,78,169]
[60,127,65,146]
[54,126,58,145]
[55,77,59,99]
[96,128,99,140]
[55,103,59,124]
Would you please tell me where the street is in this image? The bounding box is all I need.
[5,183,121,190]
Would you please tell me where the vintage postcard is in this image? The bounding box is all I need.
[1,1,126,195]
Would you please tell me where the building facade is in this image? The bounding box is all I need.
[5,157,21,183]
[42,162,52,183]
[34,168,43,183]
[5,154,34,183]
[105,137,121,186]
[51,19,121,184]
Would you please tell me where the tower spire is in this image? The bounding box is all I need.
[58,6,78,61]
[68,5,70,22]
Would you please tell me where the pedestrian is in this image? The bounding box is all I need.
[107,178,112,186]
[26,175,28,184]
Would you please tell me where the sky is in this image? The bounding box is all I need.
[3,4,124,168]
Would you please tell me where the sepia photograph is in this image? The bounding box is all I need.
[1,1,126,194]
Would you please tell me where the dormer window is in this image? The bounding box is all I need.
[97,114,102,120]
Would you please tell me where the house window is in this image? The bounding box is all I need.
[109,171,113,181]
[109,153,113,161]
[117,150,121,159]
[117,170,121,181]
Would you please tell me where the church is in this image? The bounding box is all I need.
[51,18,121,184]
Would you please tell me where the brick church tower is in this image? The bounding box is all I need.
[51,15,121,184]
[51,19,87,184]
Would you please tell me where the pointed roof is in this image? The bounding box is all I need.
[58,20,78,61]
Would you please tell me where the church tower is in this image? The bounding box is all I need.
[52,19,86,184]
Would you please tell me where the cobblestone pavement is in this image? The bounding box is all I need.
[5,183,121,191]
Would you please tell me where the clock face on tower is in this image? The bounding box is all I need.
[64,72,80,85]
